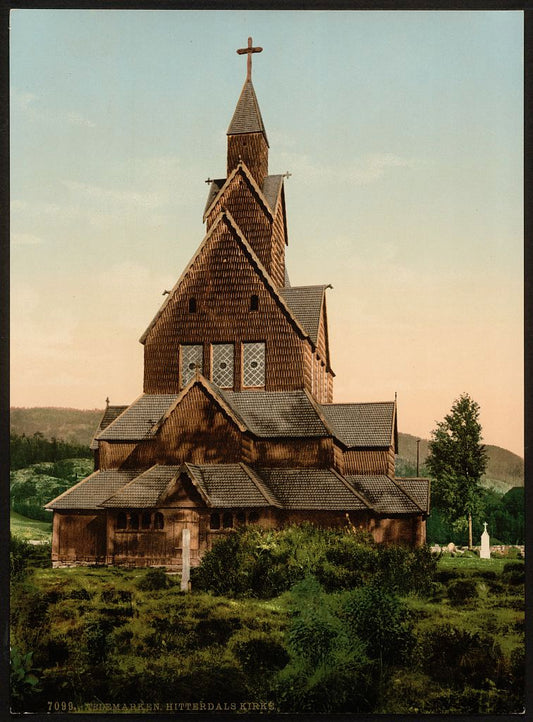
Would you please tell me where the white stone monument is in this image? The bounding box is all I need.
[181,528,191,591]
[480,522,491,559]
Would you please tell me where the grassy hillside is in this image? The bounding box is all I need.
[10,511,52,542]
[398,432,523,489]
[10,407,104,446]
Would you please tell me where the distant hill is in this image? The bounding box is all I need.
[398,432,524,492]
[10,407,104,447]
[10,409,524,492]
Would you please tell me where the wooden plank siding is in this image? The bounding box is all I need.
[143,218,309,394]
[342,448,392,476]
[251,437,334,468]
[119,385,243,468]
[227,133,268,188]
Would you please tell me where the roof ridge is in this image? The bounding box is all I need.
[98,465,158,507]
[330,467,374,510]
[239,463,283,508]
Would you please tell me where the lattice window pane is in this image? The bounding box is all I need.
[212,344,234,388]
[181,344,203,386]
[243,342,265,387]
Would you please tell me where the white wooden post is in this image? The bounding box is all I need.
[181,528,191,591]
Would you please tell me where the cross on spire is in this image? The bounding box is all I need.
[236,37,263,82]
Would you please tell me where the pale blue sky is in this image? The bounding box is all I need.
[10,10,523,454]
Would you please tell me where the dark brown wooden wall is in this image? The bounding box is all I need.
[227,133,268,187]
[120,385,243,467]
[143,217,309,394]
[250,437,334,468]
[342,448,393,475]
[52,512,107,564]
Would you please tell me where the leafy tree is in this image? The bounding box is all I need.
[426,393,487,549]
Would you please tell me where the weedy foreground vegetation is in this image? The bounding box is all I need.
[10,525,524,715]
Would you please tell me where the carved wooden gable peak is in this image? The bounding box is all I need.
[203,161,274,223]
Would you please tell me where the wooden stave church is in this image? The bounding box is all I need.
[47,41,430,569]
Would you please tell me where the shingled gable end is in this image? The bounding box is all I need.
[47,41,430,569]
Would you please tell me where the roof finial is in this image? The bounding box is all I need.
[237,37,263,82]
[105,396,110,408]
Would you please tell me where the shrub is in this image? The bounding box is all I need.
[229,629,289,676]
[502,561,525,585]
[135,568,171,591]
[342,584,414,665]
[192,525,437,598]
[447,578,478,605]
[420,624,506,688]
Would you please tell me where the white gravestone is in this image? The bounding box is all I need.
[480,522,491,559]
[181,528,191,591]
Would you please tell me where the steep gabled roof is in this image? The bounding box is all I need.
[45,469,140,510]
[90,404,128,450]
[140,211,311,346]
[204,173,284,220]
[257,468,370,510]
[345,475,423,515]
[395,478,431,514]
[219,389,329,438]
[97,394,178,442]
[202,162,274,222]
[279,285,328,345]
[320,402,396,448]
[227,79,269,145]
[100,465,182,508]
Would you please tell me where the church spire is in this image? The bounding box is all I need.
[227,37,269,184]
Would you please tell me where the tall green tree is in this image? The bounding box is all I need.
[426,393,487,549]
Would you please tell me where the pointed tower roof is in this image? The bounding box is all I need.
[227,79,269,146]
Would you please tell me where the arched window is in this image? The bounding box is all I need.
[154,512,164,530]
[189,297,197,313]
[250,294,259,311]
[236,511,246,525]
[129,513,139,530]
[142,512,151,530]
[248,511,259,524]
[210,513,220,530]
[223,512,233,529]
[117,512,127,529]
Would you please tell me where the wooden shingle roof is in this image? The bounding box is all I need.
[279,285,328,345]
[90,405,128,450]
[345,475,423,514]
[396,478,431,514]
[320,402,395,448]
[257,468,370,510]
[100,465,182,508]
[227,79,269,145]
[203,173,283,219]
[96,394,178,442]
[185,463,278,508]
[219,389,329,437]
[46,469,140,510]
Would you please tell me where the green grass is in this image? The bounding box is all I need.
[10,511,52,542]
[438,555,510,573]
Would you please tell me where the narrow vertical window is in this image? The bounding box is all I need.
[188,297,197,313]
[154,512,164,530]
[250,294,259,311]
[212,344,234,388]
[210,513,220,530]
[129,513,139,530]
[142,512,151,529]
[117,512,127,529]
[181,344,203,386]
[243,342,265,387]
[223,512,233,529]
